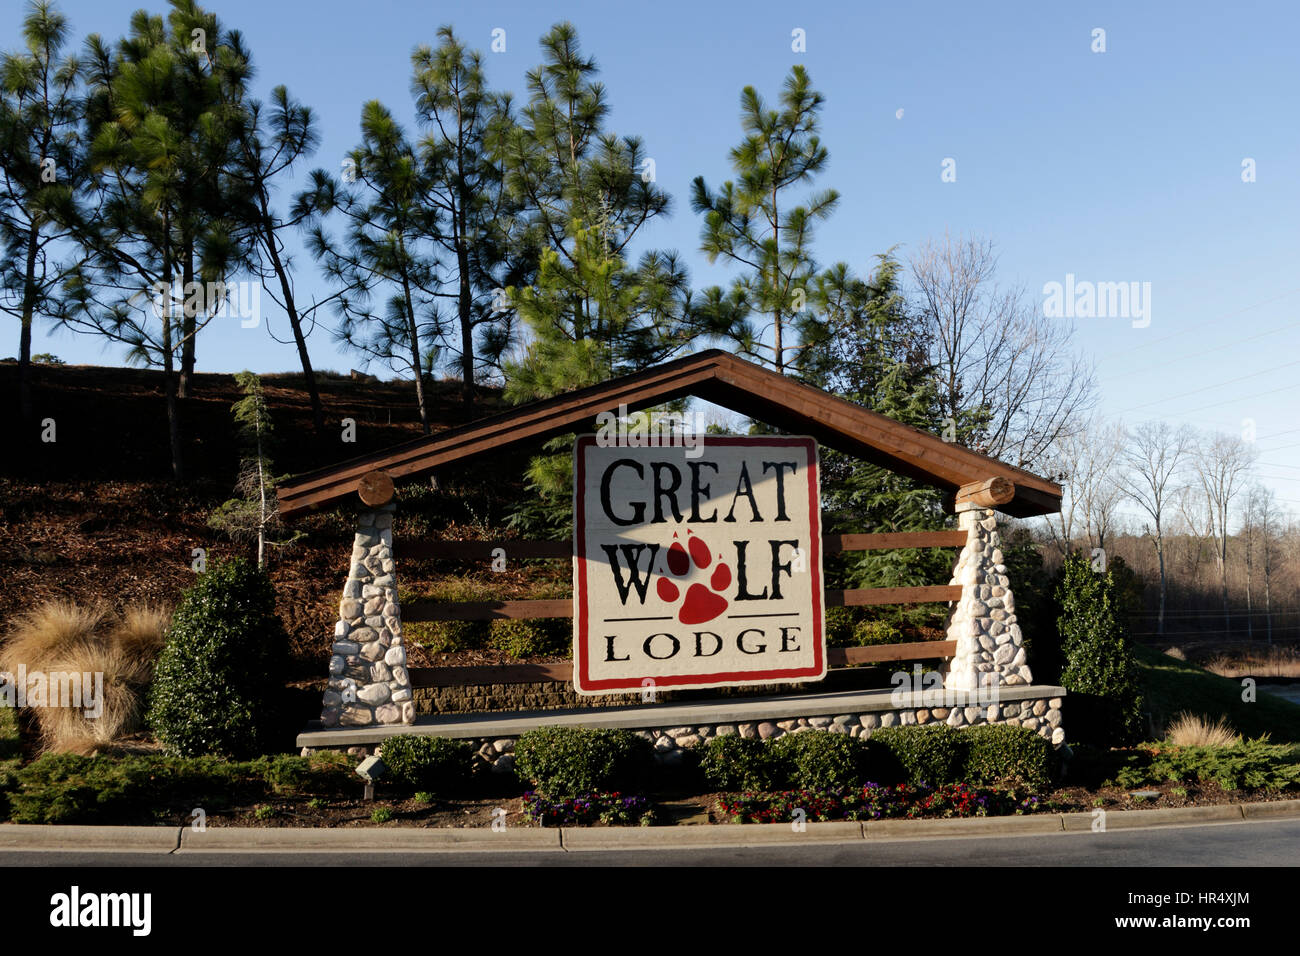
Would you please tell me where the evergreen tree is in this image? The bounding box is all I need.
[411,26,532,407]
[691,65,839,372]
[491,22,697,396]
[298,101,442,433]
[226,77,331,434]
[0,0,84,428]
[1055,551,1145,745]
[804,253,950,610]
[492,23,701,533]
[59,0,247,479]
[208,370,301,567]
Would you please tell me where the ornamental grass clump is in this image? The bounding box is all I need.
[0,599,169,754]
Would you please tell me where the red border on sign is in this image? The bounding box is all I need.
[573,434,824,694]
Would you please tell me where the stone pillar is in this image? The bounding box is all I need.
[321,501,415,728]
[942,505,1034,690]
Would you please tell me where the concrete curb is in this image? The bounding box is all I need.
[2,799,1297,852]
[0,824,180,852]
[865,815,1065,839]
[1058,804,1246,832]
[562,820,863,849]
[177,825,561,852]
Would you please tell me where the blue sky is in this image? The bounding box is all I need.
[8,0,1300,514]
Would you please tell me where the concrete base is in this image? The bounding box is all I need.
[296,684,1067,750]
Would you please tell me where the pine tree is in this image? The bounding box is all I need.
[411,26,532,408]
[492,23,700,533]
[59,0,246,479]
[691,65,839,373]
[208,371,300,567]
[491,23,696,396]
[0,0,84,428]
[298,101,442,433]
[226,78,330,434]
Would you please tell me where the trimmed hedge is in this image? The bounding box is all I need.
[700,735,780,792]
[962,724,1053,790]
[771,730,869,790]
[378,735,474,792]
[698,724,1057,793]
[870,725,965,785]
[514,727,653,797]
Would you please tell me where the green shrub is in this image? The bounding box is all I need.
[824,607,857,648]
[1055,551,1144,745]
[255,752,354,795]
[253,803,278,820]
[700,734,780,791]
[405,578,495,653]
[853,619,904,647]
[963,724,1053,790]
[488,618,570,659]
[514,727,653,798]
[8,753,254,824]
[1113,739,1300,792]
[870,724,965,785]
[379,735,473,792]
[771,731,868,790]
[146,558,289,758]
[370,806,394,823]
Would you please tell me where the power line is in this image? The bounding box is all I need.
[1094,286,1300,361]
[1113,356,1300,415]
[1100,315,1300,383]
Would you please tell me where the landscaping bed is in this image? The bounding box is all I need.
[4,725,1299,829]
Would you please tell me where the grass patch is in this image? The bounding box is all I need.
[1135,644,1300,742]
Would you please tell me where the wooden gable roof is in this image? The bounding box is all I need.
[276,349,1062,519]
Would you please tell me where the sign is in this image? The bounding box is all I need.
[573,434,825,695]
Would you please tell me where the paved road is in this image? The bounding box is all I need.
[2,818,1296,866]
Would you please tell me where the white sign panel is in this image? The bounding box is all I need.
[573,435,826,695]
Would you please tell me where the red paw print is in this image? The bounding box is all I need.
[655,531,732,625]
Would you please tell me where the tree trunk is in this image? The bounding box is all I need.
[1218,534,1229,640]
[400,269,430,435]
[163,211,184,481]
[19,221,39,426]
[457,233,474,411]
[1156,537,1167,637]
[1264,543,1273,644]
[1245,532,1254,641]
[262,218,324,433]
[179,251,195,398]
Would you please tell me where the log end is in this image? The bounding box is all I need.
[357,470,396,507]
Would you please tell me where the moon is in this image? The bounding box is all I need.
[895,108,904,120]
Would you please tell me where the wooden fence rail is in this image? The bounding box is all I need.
[397,530,967,562]
[406,641,959,689]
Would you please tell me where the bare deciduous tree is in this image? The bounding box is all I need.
[1191,432,1257,636]
[1121,421,1194,637]
[909,231,1097,471]
[1240,483,1276,642]
[1044,416,1129,558]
